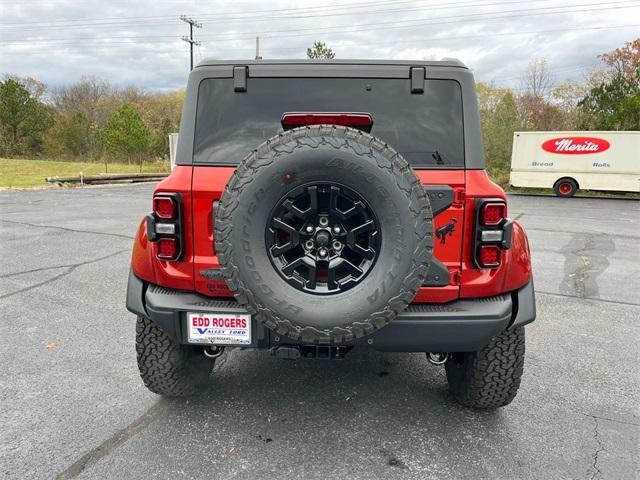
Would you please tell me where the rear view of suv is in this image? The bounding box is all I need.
[126,59,535,409]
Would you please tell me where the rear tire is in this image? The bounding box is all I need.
[445,327,525,409]
[136,316,215,396]
[553,178,578,197]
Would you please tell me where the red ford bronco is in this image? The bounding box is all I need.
[126,59,535,409]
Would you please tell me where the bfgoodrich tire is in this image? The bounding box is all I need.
[136,316,215,396]
[445,327,525,409]
[215,125,433,344]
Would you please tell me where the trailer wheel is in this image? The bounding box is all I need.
[553,178,578,198]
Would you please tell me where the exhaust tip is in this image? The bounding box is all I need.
[427,352,449,365]
[203,346,224,358]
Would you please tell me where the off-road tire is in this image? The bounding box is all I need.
[553,177,578,198]
[136,316,215,396]
[445,327,525,409]
[214,125,433,344]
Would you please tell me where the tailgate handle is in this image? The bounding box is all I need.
[233,66,248,92]
[410,67,425,94]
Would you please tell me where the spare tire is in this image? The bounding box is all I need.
[215,125,433,344]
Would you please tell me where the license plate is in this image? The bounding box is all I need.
[186,312,251,345]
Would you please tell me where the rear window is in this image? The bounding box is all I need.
[193,77,464,168]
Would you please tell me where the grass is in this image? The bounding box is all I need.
[0,157,170,189]
[1,157,637,198]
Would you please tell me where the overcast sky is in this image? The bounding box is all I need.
[1,0,638,91]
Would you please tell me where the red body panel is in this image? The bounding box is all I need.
[413,170,464,303]
[130,218,156,284]
[458,170,531,297]
[131,166,532,302]
[192,167,235,297]
[130,166,195,291]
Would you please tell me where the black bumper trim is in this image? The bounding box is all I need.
[510,277,536,328]
[126,270,147,318]
[126,271,535,352]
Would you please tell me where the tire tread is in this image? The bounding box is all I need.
[445,327,525,409]
[214,125,433,343]
[136,316,214,396]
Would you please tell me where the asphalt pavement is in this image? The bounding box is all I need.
[0,185,638,480]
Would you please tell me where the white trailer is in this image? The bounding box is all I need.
[509,131,640,196]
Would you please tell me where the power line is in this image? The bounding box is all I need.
[1,24,634,53]
[193,1,640,41]
[0,0,441,27]
[0,0,623,34]
[180,15,201,71]
[255,25,640,54]
[2,1,636,44]
[0,0,557,32]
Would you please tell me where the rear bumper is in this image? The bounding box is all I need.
[126,271,535,352]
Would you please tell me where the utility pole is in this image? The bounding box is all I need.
[180,15,202,71]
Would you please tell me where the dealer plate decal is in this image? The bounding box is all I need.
[187,312,251,345]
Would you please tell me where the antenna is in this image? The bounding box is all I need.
[255,36,262,60]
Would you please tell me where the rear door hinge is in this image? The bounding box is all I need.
[450,269,461,286]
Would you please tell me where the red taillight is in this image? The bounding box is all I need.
[150,193,182,261]
[153,196,177,219]
[478,245,501,268]
[481,202,506,226]
[474,198,511,269]
[281,112,373,130]
[157,237,179,260]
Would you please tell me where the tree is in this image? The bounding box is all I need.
[149,116,173,158]
[101,104,150,171]
[599,38,640,83]
[51,76,112,127]
[45,112,98,159]
[579,70,640,130]
[0,78,52,155]
[4,74,47,101]
[578,39,640,130]
[521,58,554,99]
[482,90,520,185]
[306,41,335,59]
[518,94,567,131]
[550,80,590,130]
[516,58,568,131]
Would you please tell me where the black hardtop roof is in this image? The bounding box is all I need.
[195,58,468,69]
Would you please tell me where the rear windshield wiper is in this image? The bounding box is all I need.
[432,151,446,165]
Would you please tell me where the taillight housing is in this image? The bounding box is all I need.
[147,193,183,261]
[480,202,506,226]
[157,237,179,260]
[473,198,512,269]
[153,196,177,219]
[281,112,373,131]
[477,245,501,268]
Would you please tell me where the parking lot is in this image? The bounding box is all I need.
[1,184,638,479]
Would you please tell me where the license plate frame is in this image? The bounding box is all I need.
[186,312,252,345]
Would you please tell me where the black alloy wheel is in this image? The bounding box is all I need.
[266,182,381,294]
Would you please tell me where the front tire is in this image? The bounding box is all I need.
[445,327,525,409]
[136,316,215,396]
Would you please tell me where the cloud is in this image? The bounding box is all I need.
[0,0,636,90]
